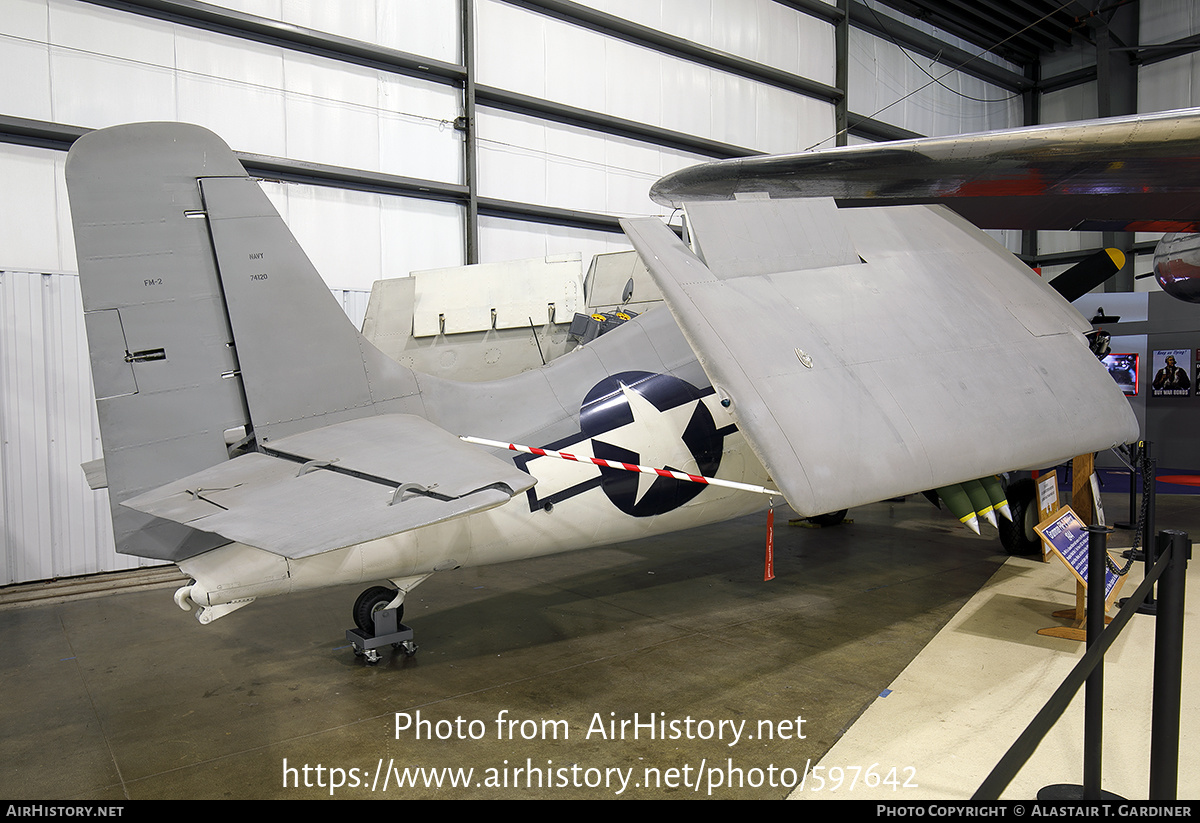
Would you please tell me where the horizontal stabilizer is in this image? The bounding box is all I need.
[122,414,535,558]
[620,199,1139,517]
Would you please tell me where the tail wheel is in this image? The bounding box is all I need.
[997,478,1040,556]
[354,586,402,635]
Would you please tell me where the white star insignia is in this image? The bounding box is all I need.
[590,381,702,504]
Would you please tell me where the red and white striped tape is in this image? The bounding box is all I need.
[461,435,780,497]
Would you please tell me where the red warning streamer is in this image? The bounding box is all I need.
[764,504,775,581]
[461,435,780,497]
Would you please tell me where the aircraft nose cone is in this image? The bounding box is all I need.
[1154,232,1200,303]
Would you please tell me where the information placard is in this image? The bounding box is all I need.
[1035,506,1122,602]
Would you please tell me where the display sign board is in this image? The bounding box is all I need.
[1034,506,1122,603]
[1037,473,1059,520]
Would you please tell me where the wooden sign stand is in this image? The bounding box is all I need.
[1034,504,1127,642]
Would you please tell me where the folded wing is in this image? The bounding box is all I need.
[621,198,1139,517]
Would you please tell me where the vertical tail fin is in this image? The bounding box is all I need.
[69,124,252,560]
[196,174,421,444]
[67,123,421,560]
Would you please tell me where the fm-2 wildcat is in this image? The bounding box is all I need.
[71,112,1180,654]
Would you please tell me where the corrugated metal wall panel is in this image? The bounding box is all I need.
[1,270,134,585]
[335,288,373,332]
[0,273,373,586]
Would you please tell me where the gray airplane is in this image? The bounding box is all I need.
[66,119,1142,651]
[652,107,1200,304]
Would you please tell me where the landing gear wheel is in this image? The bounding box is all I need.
[353,586,403,635]
[998,478,1040,556]
[809,509,848,527]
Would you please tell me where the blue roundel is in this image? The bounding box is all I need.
[579,371,724,517]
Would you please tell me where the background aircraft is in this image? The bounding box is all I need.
[66,120,1138,647]
[650,107,1200,305]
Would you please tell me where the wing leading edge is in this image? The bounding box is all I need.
[620,198,1139,517]
[649,108,1200,233]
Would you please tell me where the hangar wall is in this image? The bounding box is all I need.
[846,2,1022,141]
[0,0,1187,584]
[1036,1,1200,285]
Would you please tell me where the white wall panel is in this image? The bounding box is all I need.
[380,77,462,182]
[709,72,758,149]
[2,0,50,39]
[0,271,132,585]
[1040,82,1098,125]
[848,30,1021,138]
[546,15,607,112]
[279,184,384,292]
[1038,230,1105,256]
[1140,58,1200,112]
[0,36,52,122]
[51,0,176,66]
[479,217,631,267]
[0,145,74,275]
[580,0,836,85]
[201,0,460,63]
[984,230,1022,254]
[0,148,463,295]
[477,109,705,219]
[1133,252,1161,294]
[380,197,466,277]
[282,53,385,172]
[0,271,379,586]
[1141,0,1200,45]
[476,0,835,155]
[859,0,1018,74]
[52,52,177,129]
[175,29,289,157]
[4,1,462,184]
[333,288,373,333]
[374,1,459,62]
[659,55,710,140]
[258,181,465,289]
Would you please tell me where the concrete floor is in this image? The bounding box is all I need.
[793,494,1200,803]
[1,494,1193,800]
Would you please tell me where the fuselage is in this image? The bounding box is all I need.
[178,305,774,611]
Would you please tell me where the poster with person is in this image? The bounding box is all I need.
[1151,349,1192,397]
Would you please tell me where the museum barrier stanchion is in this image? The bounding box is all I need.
[1150,530,1187,798]
[1082,525,1109,799]
[972,528,1190,801]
